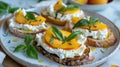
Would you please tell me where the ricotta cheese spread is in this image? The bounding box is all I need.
[69,21,108,40]
[46,2,84,22]
[9,9,48,32]
[36,33,87,59]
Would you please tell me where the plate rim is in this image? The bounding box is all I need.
[0,8,120,67]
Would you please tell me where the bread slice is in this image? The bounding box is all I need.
[64,22,116,47]
[33,40,90,66]
[41,8,68,26]
[7,18,46,38]
[86,30,116,47]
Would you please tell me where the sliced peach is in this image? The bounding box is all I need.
[61,8,80,14]
[80,21,108,30]
[44,29,80,50]
[15,10,26,24]
[73,0,88,5]
[72,17,82,24]
[54,0,63,11]
[88,0,108,4]
[29,16,46,26]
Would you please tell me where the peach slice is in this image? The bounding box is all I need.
[80,21,108,30]
[15,10,26,24]
[44,29,81,50]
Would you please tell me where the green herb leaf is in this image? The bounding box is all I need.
[26,12,36,20]
[0,8,8,15]
[0,1,9,9]
[0,1,9,15]
[73,19,89,29]
[14,44,26,52]
[89,17,99,24]
[63,31,82,43]
[38,0,43,2]
[100,49,104,53]
[67,4,79,10]
[8,7,19,13]
[24,34,35,45]
[52,26,64,41]
[56,6,66,13]
[8,40,11,43]
[26,45,38,59]
[55,6,66,18]
[14,34,38,59]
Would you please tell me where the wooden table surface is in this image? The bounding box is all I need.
[0,46,23,67]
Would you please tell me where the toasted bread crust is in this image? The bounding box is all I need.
[64,22,116,47]
[41,9,67,26]
[33,41,90,66]
[86,30,116,47]
[7,18,46,38]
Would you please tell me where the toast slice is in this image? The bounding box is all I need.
[33,40,90,66]
[41,8,68,26]
[86,30,116,47]
[64,22,116,47]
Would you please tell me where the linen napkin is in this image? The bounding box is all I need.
[0,51,6,64]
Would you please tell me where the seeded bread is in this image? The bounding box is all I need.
[7,17,46,38]
[33,40,90,66]
[41,8,68,26]
[86,30,116,47]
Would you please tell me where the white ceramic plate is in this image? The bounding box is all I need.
[0,4,120,67]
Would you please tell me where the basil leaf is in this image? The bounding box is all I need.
[56,6,66,13]
[14,44,26,52]
[73,19,89,29]
[38,0,43,2]
[0,1,9,9]
[26,45,38,59]
[89,17,99,24]
[52,26,64,41]
[64,31,82,42]
[26,12,36,20]
[0,1,9,15]
[55,6,66,18]
[24,34,35,45]
[0,9,7,15]
[8,7,19,13]
[67,4,79,10]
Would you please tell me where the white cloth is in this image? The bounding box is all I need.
[0,0,120,66]
[0,51,6,64]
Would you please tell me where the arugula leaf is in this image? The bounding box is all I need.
[14,44,26,52]
[67,4,79,10]
[24,34,35,45]
[26,12,36,20]
[89,17,99,24]
[52,26,64,41]
[63,31,82,43]
[8,7,19,13]
[26,45,38,59]
[73,19,88,29]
